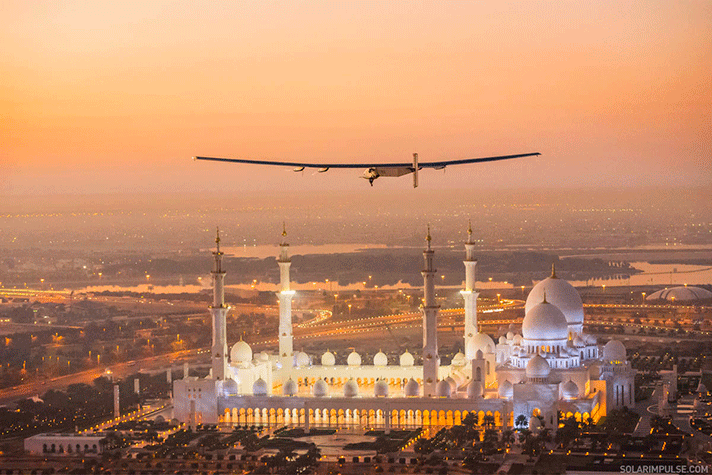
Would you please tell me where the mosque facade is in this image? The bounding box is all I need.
[173,226,635,433]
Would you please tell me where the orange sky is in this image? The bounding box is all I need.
[2,1,710,193]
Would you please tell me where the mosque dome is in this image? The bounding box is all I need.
[373,350,388,367]
[283,378,298,396]
[498,380,514,399]
[506,331,514,340]
[436,380,451,398]
[526,354,551,380]
[522,300,569,342]
[404,378,420,397]
[296,351,311,367]
[253,378,268,396]
[374,379,389,397]
[465,332,495,359]
[257,351,270,362]
[347,351,362,367]
[445,376,457,392]
[321,350,335,366]
[467,379,484,398]
[647,286,712,302]
[451,351,466,366]
[584,334,597,345]
[513,334,523,345]
[499,335,507,345]
[231,340,253,364]
[222,378,238,397]
[400,350,415,367]
[526,266,584,328]
[312,379,329,397]
[562,380,579,400]
[573,335,584,347]
[343,379,359,397]
[602,340,626,363]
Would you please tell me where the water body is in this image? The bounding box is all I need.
[78,261,712,295]
[215,243,389,259]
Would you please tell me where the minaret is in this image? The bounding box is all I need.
[461,220,479,348]
[277,223,295,367]
[210,227,229,380]
[421,225,440,397]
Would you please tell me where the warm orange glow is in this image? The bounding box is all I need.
[2,2,710,193]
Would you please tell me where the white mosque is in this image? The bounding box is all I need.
[173,225,635,432]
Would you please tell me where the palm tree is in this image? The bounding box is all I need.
[483,414,495,429]
[500,430,515,448]
[515,414,528,429]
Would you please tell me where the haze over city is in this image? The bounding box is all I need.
[2,2,712,474]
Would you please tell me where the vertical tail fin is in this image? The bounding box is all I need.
[413,153,419,188]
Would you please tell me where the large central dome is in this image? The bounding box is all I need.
[526,265,584,331]
[522,300,569,342]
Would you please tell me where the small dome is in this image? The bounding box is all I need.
[321,350,335,366]
[522,301,569,342]
[452,351,466,366]
[602,340,626,362]
[436,379,451,398]
[222,378,238,397]
[404,378,420,397]
[347,351,361,367]
[526,272,584,328]
[573,335,584,347]
[584,334,597,345]
[343,379,359,397]
[312,379,329,397]
[296,351,311,367]
[445,376,457,392]
[373,350,388,367]
[257,351,270,362]
[374,379,389,397]
[400,350,415,367]
[283,378,298,396]
[231,339,253,364]
[253,377,268,396]
[562,380,579,400]
[467,379,484,398]
[498,380,513,399]
[513,334,523,345]
[465,332,495,359]
[506,331,514,340]
[526,354,551,380]
[499,335,507,345]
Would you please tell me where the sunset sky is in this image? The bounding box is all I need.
[2,1,710,194]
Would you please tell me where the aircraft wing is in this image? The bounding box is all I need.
[193,152,540,169]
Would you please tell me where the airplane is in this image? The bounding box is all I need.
[193,151,540,188]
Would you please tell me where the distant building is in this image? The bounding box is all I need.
[24,433,106,456]
[647,286,712,303]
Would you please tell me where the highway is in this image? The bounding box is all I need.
[0,348,204,407]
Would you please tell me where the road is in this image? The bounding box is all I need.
[0,348,204,406]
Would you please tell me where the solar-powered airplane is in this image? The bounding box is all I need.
[193,151,540,188]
